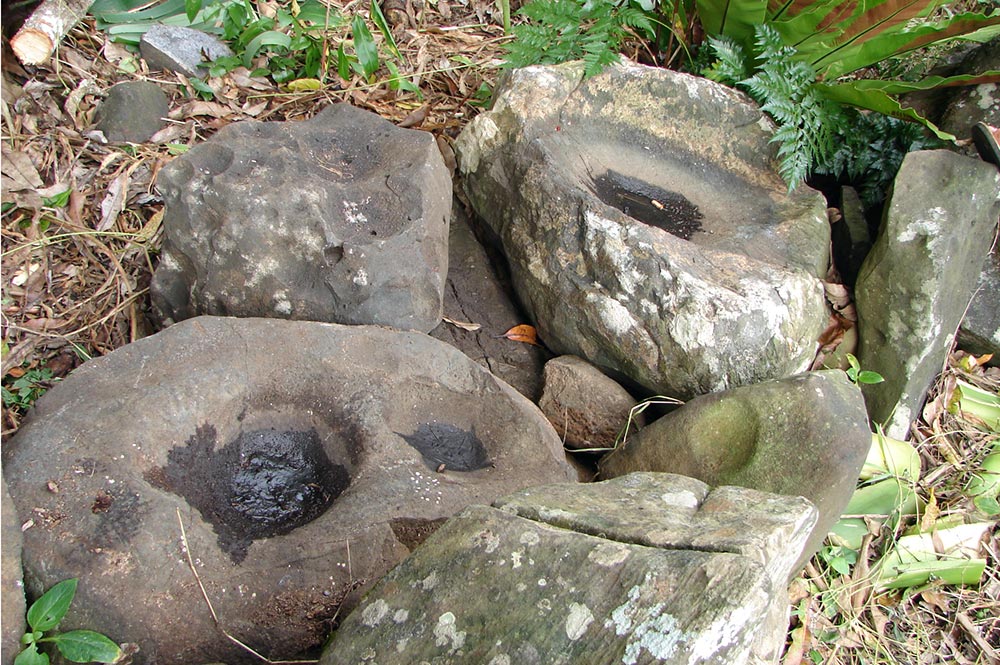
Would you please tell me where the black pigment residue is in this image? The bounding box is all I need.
[147,423,349,563]
[398,422,491,472]
[592,170,703,240]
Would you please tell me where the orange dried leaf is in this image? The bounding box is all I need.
[501,324,539,346]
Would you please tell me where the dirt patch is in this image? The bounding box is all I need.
[146,423,349,563]
[390,517,449,551]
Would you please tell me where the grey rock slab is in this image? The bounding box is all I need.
[539,355,641,450]
[151,103,450,332]
[94,81,168,143]
[598,370,871,573]
[495,473,817,664]
[856,150,1000,438]
[140,25,234,78]
[455,61,830,399]
[322,502,777,664]
[958,245,1000,365]
[429,204,548,400]
[2,473,25,665]
[939,38,1000,140]
[2,316,575,664]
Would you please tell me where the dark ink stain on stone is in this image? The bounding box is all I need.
[398,422,491,472]
[592,170,703,240]
[145,423,349,564]
[389,517,448,551]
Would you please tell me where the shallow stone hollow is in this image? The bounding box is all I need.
[456,60,831,398]
[2,317,575,664]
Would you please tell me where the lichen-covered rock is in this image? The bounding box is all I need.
[1,473,25,665]
[856,150,1000,437]
[322,473,816,664]
[958,247,1000,364]
[539,355,641,450]
[2,317,575,664]
[151,103,450,332]
[599,370,870,572]
[455,60,830,399]
[140,25,234,78]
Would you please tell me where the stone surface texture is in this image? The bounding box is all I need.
[599,370,870,572]
[2,317,575,664]
[958,245,1000,365]
[539,355,641,450]
[856,150,1000,438]
[429,204,548,400]
[322,473,816,665]
[151,103,450,332]
[2,473,25,665]
[939,38,1000,139]
[94,81,168,143]
[140,25,234,78]
[454,60,830,399]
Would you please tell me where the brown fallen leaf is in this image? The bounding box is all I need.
[442,316,481,332]
[397,104,429,128]
[500,324,540,346]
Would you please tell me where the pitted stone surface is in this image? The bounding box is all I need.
[1,473,25,665]
[151,103,450,332]
[856,150,1000,437]
[323,474,815,664]
[140,25,234,78]
[2,316,574,664]
[455,60,830,398]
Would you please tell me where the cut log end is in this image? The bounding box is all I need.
[10,29,54,66]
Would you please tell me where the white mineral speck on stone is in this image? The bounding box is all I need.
[511,551,522,568]
[393,609,409,623]
[488,655,511,665]
[421,571,438,590]
[565,603,594,641]
[621,605,690,665]
[343,200,369,225]
[361,599,389,627]
[688,602,755,661]
[660,490,699,509]
[538,578,547,587]
[274,299,292,315]
[353,268,368,286]
[588,542,631,567]
[434,612,466,651]
[519,531,540,546]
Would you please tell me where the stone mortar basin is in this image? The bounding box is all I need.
[2,317,575,664]
[456,60,831,398]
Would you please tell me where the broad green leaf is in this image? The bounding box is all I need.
[46,631,121,664]
[336,42,352,81]
[816,81,954,141]
[26,579,77,633]
[877,558,986,589]
[13,644,48,665]
[185,0,202,22]
[816,12,1000,77]
[243,30,292,68]
[351,15,380,78]
[91,0,187,25]
[42,190,71,208]
[369,0,401,59]
[695,0,767,47]
[297,0,343,26]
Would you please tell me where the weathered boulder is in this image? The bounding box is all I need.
[2,473,25,665]
[429,204,548,400]
[958,246,1000,365]
[939,38,1000,140]
[598,370,870,571]
[2,317,575,664]
[455,60,830,399]
[856,150,1000,438]
[94,81,168,143]
[539,355,641,450]
[151,103,450,332]
[322,473,816,664]
[140,25,234,79]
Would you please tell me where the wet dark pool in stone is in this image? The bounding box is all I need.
[592,170,703,240]
[399,422,491,472]
[147,423,349,563]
